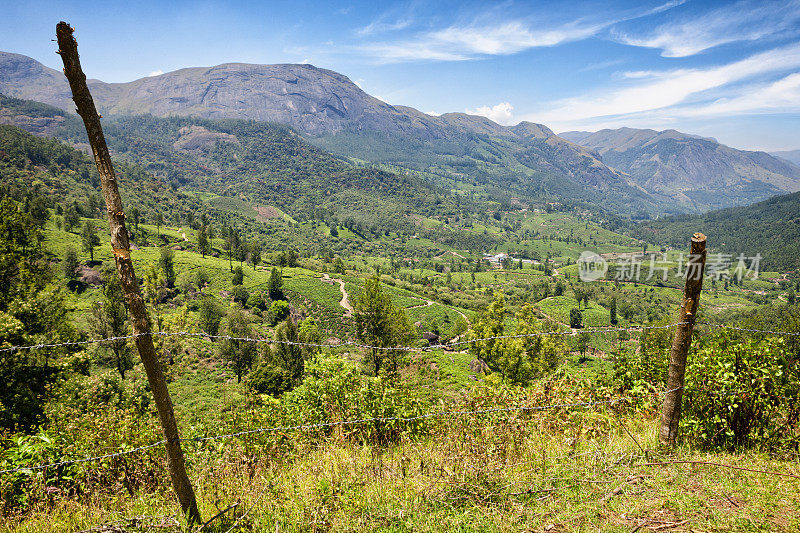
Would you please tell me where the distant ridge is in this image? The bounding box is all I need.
[3,50,800,215]
[562,127,800,211]
[770,149,800,166]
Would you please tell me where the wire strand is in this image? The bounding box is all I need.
[0,397,625,475]
[3,321,797,355]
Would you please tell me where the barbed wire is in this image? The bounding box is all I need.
[0,397,625,476]
[3,320,798,355]
[0,441,167,475]
[697,322,800,337]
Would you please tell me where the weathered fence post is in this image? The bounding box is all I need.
[55,21,202,524]
[659,232,707,446]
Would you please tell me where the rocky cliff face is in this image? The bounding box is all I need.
[0,52,560,142]
[0,108,65,137]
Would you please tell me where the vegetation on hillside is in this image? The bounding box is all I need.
[631,190,800,271]
[1,96,799,531]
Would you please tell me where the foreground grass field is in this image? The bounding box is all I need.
[4,405,799,532]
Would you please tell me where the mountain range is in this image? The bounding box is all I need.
[561,128,800,212]
[770,150,800,166]
[2,50,800,216]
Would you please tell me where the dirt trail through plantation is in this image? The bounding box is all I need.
[407,297,435,310]
[323,273,352,316]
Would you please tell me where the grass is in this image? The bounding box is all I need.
[6,209,799,531]
[5,405,799,532]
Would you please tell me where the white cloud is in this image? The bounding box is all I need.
[425,110,442,116]
[674,73,800,117]
[615,0,800,57]
[530,43,800,125]
[466,102,515,125]
[147,70,163,77]
[357,17,413,37]
[357,1,685,63]
[362,20,603,62]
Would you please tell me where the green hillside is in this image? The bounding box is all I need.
[313,129,663,216]
[54,114,469,237]
[632,190,800,271]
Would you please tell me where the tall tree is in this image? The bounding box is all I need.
[219,308,256,383]
[63,246,79,280]
[268,267,284,300]
[63,204,80,233]
[610,297,618,325]
[0,198,75,430]
[232,265,244,286]
[81,220,99,262]
[130,207,140,236]
[154,212,164,239]
[353,275,413,376]
[248,240,262,270]
[569,308,583,329]
[197,226,210,258]
[91,269,132,378]
[159,247,176,288]
[198,295,223,336]
[273,317,303,382]
[224,227,240,272]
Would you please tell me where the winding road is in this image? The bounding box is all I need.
[322,273,352,316]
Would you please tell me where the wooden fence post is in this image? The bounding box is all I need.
[55,22,202,524]
[659,232,707,446]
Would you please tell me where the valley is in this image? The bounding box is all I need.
[1,38,800,532]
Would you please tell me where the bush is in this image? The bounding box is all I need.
[231,285,249,306]
[248,361,293,396]
[246,290,267,311]
[267,300,290,325]
[232,266,244,286]
[613,318,672,392]
[681,334,800,451]
[569,308,582,328]
[198,296,224,336]
[282,355,425,445]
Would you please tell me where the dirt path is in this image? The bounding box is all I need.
[323,273,352,316]
[407,297,435,310]
[533,298,573,330]
[406,296,471,327]
[435,250,468,260]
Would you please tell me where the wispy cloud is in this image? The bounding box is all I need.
[147,69,163,77]
[531,42,800,127]
[675,73,800,117]
[615,0,800,57]
[360,20,604,62]
[357,17,413,37]
[356,4,416,37]
[357,1,685,63]
[466,102,515,125]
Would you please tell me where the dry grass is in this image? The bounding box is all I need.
[4,409,800,532]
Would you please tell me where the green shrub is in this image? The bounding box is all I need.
[246,290,267,311]
[681,334,800,451]
[231,285,249,306]
[613,318,672,392]
[267,300,290,325]
[248,361,293,396]
[282,355,425,445]
[232,266,244,286]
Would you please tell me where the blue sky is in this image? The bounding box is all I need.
[2,0,799,150]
